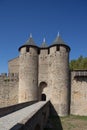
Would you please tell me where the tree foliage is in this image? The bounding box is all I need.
[70,56,87,70]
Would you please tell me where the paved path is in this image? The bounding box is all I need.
[0,101,46,130]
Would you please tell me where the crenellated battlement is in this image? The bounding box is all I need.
[0,73,19,82]
[0,73,19,108]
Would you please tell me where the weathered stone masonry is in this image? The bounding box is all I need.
[0,73,18,107]
[0,34,87,116]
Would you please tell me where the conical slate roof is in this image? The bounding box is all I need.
[50,33,70,52]
[53,35,66,45]
[18,34,37,51]
[41,38,48,48]
[24,34,36,46]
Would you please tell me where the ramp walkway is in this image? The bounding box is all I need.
[0,101,49,130]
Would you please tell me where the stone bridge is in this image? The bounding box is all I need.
[0,101,50,130]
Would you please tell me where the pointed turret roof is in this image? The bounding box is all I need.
[41,38,48,48]
[24,34,36,46]
[53,33,66,45]
[50,33,70,52]
[18,34,37,51]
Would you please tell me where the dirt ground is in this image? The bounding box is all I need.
[45,115,87,130]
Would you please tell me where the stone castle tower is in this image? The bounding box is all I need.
[18,34,70,116]
[1,34,87,116]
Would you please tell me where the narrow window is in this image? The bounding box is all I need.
[56,46,60,51]
[38,49,40,54]
[26,47,29,52]
[48,48,50,54]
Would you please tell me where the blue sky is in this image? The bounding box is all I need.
[0,0,87,73]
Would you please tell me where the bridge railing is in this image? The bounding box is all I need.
[0,100,37,117]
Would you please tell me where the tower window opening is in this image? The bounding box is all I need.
[38,49,40,54]
[66,48,69,52]
[26,47,30,52]
[48,48,50,54]
[56,46,60,51]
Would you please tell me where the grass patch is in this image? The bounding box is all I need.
[44,115,87,130]
[60,115,87,120]
[67,115,87,120]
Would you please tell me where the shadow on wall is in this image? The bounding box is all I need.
[44,102,63,130]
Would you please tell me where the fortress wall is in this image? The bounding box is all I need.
[0,73,19,108]
[8,57,19,73]
[71,71,87,115]
[38,49,49,100]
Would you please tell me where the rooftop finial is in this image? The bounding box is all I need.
[43,37,46,43]
[30,33,32,38]
[57,32,60,37]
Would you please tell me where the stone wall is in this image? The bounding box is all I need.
[71,70,87,115]
[8,57,19,73]
[0,73,19,108]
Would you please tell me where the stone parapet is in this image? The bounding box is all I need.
[0,73,19,82]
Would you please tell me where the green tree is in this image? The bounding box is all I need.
[70,56,87,70]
